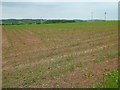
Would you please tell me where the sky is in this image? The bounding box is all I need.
[1,2,118,20]
[1,0,119,2]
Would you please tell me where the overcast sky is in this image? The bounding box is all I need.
[1,2,118,20]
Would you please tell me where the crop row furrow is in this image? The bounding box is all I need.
[3,34,117,59]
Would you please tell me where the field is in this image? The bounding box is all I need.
[2,21,118,88]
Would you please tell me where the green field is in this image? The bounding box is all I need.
[2,21,118,88]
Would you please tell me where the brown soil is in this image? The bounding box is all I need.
[39,58,117,88]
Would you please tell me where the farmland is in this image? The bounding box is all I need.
[2,21,118,88]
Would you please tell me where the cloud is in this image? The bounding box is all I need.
[2,0,119,2]
[2,2,118,20]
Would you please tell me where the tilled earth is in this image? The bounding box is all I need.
[2,21,118,88]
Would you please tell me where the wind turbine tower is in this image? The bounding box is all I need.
[41,17,43,24]
[104,12,107,21]
[91,12,93,21]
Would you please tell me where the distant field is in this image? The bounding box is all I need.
[2,21,118,88]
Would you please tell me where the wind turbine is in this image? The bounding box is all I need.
[91,12,93,21]
[41,17,43,24]
[104,12,107,21]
